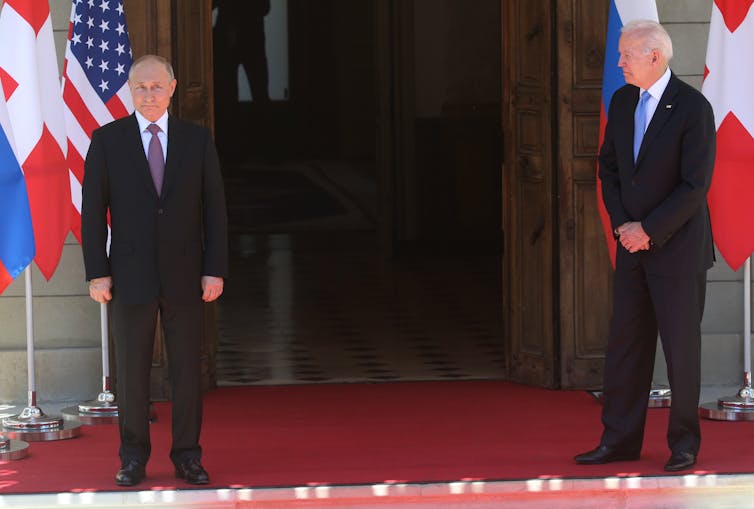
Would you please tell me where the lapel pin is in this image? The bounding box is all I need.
[665,104,672,109]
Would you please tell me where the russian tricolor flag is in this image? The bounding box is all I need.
[597,0,659,267]
[0,78,35,295]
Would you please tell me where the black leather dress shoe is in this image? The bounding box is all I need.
[664,451,696,472]
[574,445,640,464]
[115,460,146,486]
[175,458,210,485]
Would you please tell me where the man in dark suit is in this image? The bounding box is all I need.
[82,55,228,486]
[575,20,716,472]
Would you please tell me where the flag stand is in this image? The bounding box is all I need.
[700,256,754,420]
[1,268,81,440]
[0,435,29,460]
[62,303,118,424]
[594,382,671,407]
[648,385,671,407]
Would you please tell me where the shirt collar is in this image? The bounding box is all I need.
[641,67,671,101]
[135,110,169,135]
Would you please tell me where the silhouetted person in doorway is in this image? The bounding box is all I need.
[214,0,271,105]
[213,0,271,162]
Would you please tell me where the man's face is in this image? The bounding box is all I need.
[617,34,661,89]
[128,60,177,122]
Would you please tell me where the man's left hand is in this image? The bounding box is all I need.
[618,222,651,253]
[201,276,224,302]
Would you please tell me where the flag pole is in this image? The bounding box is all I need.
[100,302,113,395]
[0,273,30,459]
[700,256,754,420]
[63,303,118,424]
[0,267,81,440]
[25,267,35,407]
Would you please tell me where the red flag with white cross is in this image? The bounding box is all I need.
[702,0,754,271]
[0,0,71,280]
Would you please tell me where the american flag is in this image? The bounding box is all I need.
[62,0,133,242]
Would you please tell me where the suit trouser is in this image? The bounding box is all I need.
[111,295,204,465]
[600,257,706,455]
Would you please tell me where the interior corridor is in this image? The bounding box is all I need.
[214,162,505,386]
[210,0,505,387]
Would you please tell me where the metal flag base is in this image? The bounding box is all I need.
[1,406,82,441]
[700,385,754,421]
[704,259,754,421]
[648,386,672,408]
[592,386,672,408]
[0,436,30,460]
[61,391,119,425]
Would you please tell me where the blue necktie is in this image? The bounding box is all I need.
[633,91,650,163]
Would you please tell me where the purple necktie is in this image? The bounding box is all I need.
[146,123,164,195]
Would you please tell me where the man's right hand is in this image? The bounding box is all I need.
[89,276,113,303]
[617,221,651,253]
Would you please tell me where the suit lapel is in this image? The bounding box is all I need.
[614,87,639,170]
[635,73,680,166]
[161,116,184,200]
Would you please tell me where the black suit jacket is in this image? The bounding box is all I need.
[82,114,228,305]
[599,72,716,275]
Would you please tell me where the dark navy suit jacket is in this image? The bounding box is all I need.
[599,72,716,275]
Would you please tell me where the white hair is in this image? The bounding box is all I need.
[621,19,673,61]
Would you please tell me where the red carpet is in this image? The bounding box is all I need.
[1,381,753,494]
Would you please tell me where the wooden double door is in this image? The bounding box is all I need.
[502,0,614,389]
[124,0,615,392]
[377,0,615,389]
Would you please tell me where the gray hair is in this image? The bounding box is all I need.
[621,19,673,61]
[128,54,175,81]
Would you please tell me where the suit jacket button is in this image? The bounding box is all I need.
[157,208,164,214]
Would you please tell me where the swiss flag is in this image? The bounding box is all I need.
[0,0,70,280]
[702,0,754,271]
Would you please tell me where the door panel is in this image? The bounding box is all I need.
[502,0,556,387]
[124,0,172,60]
[171,0,214,130]
[171,0,217,395]
[556,0,612,388]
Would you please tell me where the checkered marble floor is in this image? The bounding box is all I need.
[215,232,504,385]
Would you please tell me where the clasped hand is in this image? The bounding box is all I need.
[616,222,650,253]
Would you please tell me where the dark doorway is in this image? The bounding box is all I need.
[211,0,505,385]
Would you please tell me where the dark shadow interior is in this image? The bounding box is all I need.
[211,0,504,385]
